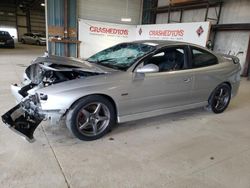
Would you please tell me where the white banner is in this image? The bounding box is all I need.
[78,19,210,58]
[136,22,210,47]
[79,19,136,58]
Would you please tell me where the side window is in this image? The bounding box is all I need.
[144,47,186,72]
[191,47,218,68]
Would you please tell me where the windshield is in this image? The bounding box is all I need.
[87,43,156,71]
[0,31,10,37]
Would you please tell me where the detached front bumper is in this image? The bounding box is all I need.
[2,97,44,142]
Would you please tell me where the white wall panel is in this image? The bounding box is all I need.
[214,31,250,72]
[77,0,142,25]
[156,13,168,24]
[219,0,250,24]
[157,0,169,7]
[182,8,206,23]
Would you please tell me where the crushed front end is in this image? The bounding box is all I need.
[2,55,105,142]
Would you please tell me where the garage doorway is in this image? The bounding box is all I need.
[243,35,250,77]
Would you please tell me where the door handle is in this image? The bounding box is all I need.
[184,77,192,83]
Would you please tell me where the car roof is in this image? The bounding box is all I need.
[131,40,188,47]
[0,30,10,34]
[130,40,210,52]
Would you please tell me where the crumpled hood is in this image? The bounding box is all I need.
[30,55,110,73]
[25,55,118,85]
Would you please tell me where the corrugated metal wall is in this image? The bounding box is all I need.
[77,0,142,25]
[47,0,65,56]
[0,3,16,28]
[0,1,45,40]
[47,0,78,57]
[155,0,250,73]
[156,0,250,24]
[30,10,45,33]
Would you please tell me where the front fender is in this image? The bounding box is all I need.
[37,83,122,112]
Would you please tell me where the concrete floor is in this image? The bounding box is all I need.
[0,43,250,188]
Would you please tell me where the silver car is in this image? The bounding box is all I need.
[2,41,241,142]
[21,33,46,45]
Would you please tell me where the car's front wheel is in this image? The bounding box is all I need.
[66,95,116,141]
[209,83,231,114]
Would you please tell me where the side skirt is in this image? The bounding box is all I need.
[117,102,208,123]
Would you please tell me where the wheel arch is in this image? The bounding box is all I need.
[68,93,118,122]
[223,81,232,90]
[209,81,232,102]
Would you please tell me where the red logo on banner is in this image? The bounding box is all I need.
[196,26,204,37]
[149,29,184,37]
[89,26,129,36]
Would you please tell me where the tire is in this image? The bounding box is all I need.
[21,39,25,44]
[36,40,41,45]
[66,95,116,141]
[209,83,231,114]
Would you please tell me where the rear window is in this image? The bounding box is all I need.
[0,31,10,37]
[191,47,218,68]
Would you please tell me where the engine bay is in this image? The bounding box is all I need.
[19,62,102,98]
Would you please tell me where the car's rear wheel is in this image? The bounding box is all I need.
[66,95,115,141]
[21,39,25,44]
[209,83,231,114]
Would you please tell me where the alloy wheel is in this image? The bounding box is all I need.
[76,102,110,136]
[212,86,230,112]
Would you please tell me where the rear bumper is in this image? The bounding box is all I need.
[0,42,14,48]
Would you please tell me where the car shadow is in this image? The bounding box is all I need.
[112,107,209,134]
[40,107,212,146]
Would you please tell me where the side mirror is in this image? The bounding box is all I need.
[12,36,14,38]
[136,64,159,73]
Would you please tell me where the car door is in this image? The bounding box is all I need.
[120,46,194,116]
[29,33,35,44]
[189,46,220,103]
[25,33,31,43]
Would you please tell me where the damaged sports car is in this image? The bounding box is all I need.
[2,40,241,142]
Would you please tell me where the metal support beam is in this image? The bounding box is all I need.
[242,36,250,78]
[157,2,222,14]
[179,9,183,23]
[204,3,209,21]
[167,3,171,23]
[26,9,31,32]
[212,23,250,31]
[216,2,222,24]
[64,0,68,56]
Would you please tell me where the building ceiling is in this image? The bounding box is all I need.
[0,0,45,11]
